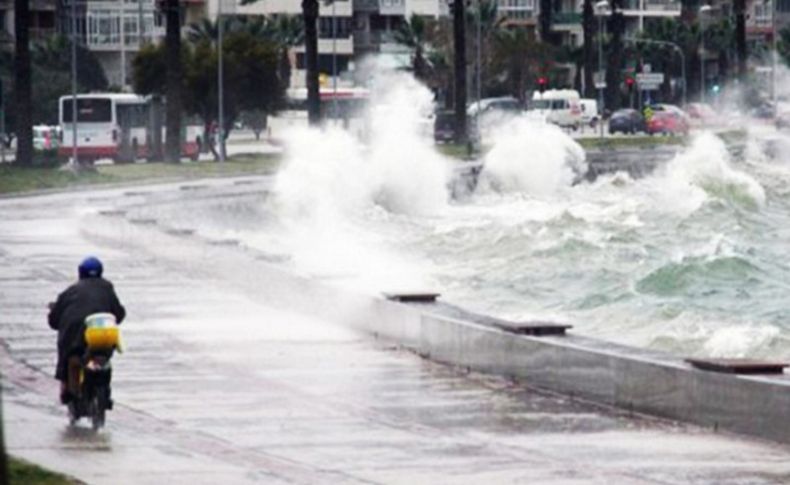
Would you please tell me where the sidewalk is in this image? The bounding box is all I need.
[2,184,790,484]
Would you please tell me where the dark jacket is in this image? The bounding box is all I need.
[48,277,126,356]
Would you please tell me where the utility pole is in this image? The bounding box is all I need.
[138,0,144,47]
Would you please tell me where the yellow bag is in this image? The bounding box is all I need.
[84,313,122,352]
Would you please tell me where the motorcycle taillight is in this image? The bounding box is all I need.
[86,356,109,371]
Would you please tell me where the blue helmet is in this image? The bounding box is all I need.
[78,256,103,279]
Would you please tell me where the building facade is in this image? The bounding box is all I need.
[0,0,58,46]
[58,0,206,88]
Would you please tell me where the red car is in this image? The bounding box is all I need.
[647,110,690,135]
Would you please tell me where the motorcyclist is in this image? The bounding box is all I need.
[48,256,125,404]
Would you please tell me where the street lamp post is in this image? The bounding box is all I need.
[595,0,609,139]
[71,0,79,166]
[699,4,712,104]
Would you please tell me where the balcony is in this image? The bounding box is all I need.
[353,30,398,52]
[614,0,679,13]
[553,11,581,24]
[352,0,404,14]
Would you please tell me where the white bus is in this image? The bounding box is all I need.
[267,86,370,141]
[58,93,201,163]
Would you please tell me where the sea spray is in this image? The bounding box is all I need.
[479,118,586,195]
[269,68,450,291]
[656,133,766,212]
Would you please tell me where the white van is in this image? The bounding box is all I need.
[579,99,600,127]
[530,89,583,129]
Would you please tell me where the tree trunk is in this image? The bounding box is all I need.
[582,0,595,98]
[302,0,320,126]
[605,3,625,110]
[734,0,747,80]
[680,0,699,26]
[164,0,182,163]
[539,0,556,45]
[14,0,33,167]
[453,0,467,144]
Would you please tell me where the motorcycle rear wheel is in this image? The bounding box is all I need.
[91,388,109,430]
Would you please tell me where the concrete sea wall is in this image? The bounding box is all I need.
[93,192,790,446]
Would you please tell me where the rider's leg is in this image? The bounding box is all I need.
[67,355,82,399]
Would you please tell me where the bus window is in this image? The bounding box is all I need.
[117,103,148,128]
[61,98,113,123]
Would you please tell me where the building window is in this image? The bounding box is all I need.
[319,17,351,38]
[296,54,351,73]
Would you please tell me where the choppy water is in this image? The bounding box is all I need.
[131,73,790,360]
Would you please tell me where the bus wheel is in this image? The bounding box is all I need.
[131,139,139,162]
[190,137,200,161]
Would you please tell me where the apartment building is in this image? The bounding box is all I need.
[553,0,681,48]
[0,0,58,46]
[230,0,355,87]
[58,0,206,88]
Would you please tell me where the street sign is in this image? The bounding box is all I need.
[636,73,664,91]
[636,73,664,85]
[594,71,606,89]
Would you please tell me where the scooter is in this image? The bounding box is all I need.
[66,313,120,430]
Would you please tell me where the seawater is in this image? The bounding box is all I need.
[130,73,790,360]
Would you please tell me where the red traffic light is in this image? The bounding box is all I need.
[625,76,635,86]
[538,77,547,85]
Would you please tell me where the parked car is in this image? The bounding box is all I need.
[467,97,522,118]
[33,125,60,151]
[608,109,646,134]
[685,103,718,126]
[529,89,583,129]
[647,110,690,135]
[775,111,790,130]
[433,110,455,144]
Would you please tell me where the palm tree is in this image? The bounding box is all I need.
[605,0,625,110]
[492,27,554,102]
[779,26,790,66]
[733,0,747,80]
[242,0,319,125]
[453,0,468,144]
[680,0,699,25]
[467,0,504,97]
[301,0,320,125]
[164,0,182,163]
[706,18,734,85]
[395,14,432,81]
[14,0,32,166]
[32,36,109,91]
[265,16,303,95]
[538,0,557,45]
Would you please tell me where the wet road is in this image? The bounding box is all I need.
[2,179,790,484]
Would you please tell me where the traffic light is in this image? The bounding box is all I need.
[625,75,635,92]
[538,76,547,93]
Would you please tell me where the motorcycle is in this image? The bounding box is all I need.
[66,313,121,430]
